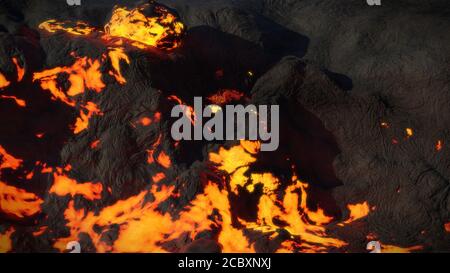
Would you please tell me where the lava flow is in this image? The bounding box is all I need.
[0,1,433,254]
[105,4,185,50]
[0,72,10,89]
[0,146,43,219]
[38,2,184,51]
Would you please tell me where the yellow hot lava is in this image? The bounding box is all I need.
[50,173,103,201]
[33,55,105,106]
[2,10,426,252]
[39,20,95,36]
[341,201,370,225]
[104,4,184,50]
[0,72,10,89]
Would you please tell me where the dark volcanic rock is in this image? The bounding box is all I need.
[0,0,449,252]
[251,56,450,251]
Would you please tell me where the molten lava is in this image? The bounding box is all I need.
[342,201,370,225]
[0,2,428,254]
[210,141,346,252]
[156,151,172,169]
[0,72,10,89]
[12,57,25,82]
[33,55,105,106]
[0,228,14,253]
[50,173,103,201]
[107,47,130,84]
[104,4,184,50]
[38,20,95,36]
[0,146,23,170]
[0,181,43,218]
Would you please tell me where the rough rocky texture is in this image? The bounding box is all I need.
[160,0,450,250]
[0,0,449,252]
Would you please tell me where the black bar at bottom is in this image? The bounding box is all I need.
[0,253,447,272]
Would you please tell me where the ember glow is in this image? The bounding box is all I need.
[73,102,103,134]
[406,128,414,138]
[381,244,424,253]
[38,3,184,52]
[90,139,100,149]
[207,89,245,105]
[139,117,153,126]
[156,151,172,169]
[380,122,389,128]
[210,141,347,252]
[107,47,130,84]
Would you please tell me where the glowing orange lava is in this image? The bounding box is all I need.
[445,222,450,232]
[50,173,103,201]
[341,201,370,225]
[152,172,165,183]
[0,95,26,107]
[157,151,172,169]
[0,72,10,89]
[73,102,102,134]
[0,145,23,170]
[12,57,25,82]
[381,244,423,253]
[0,228,14,253]
[139,117,152,126]
[90,139,100,149]
[406,128,414,138]
[0,181,43,218]
[108,47,130,84]
[33,55,105,106]
[104,4,184,50]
